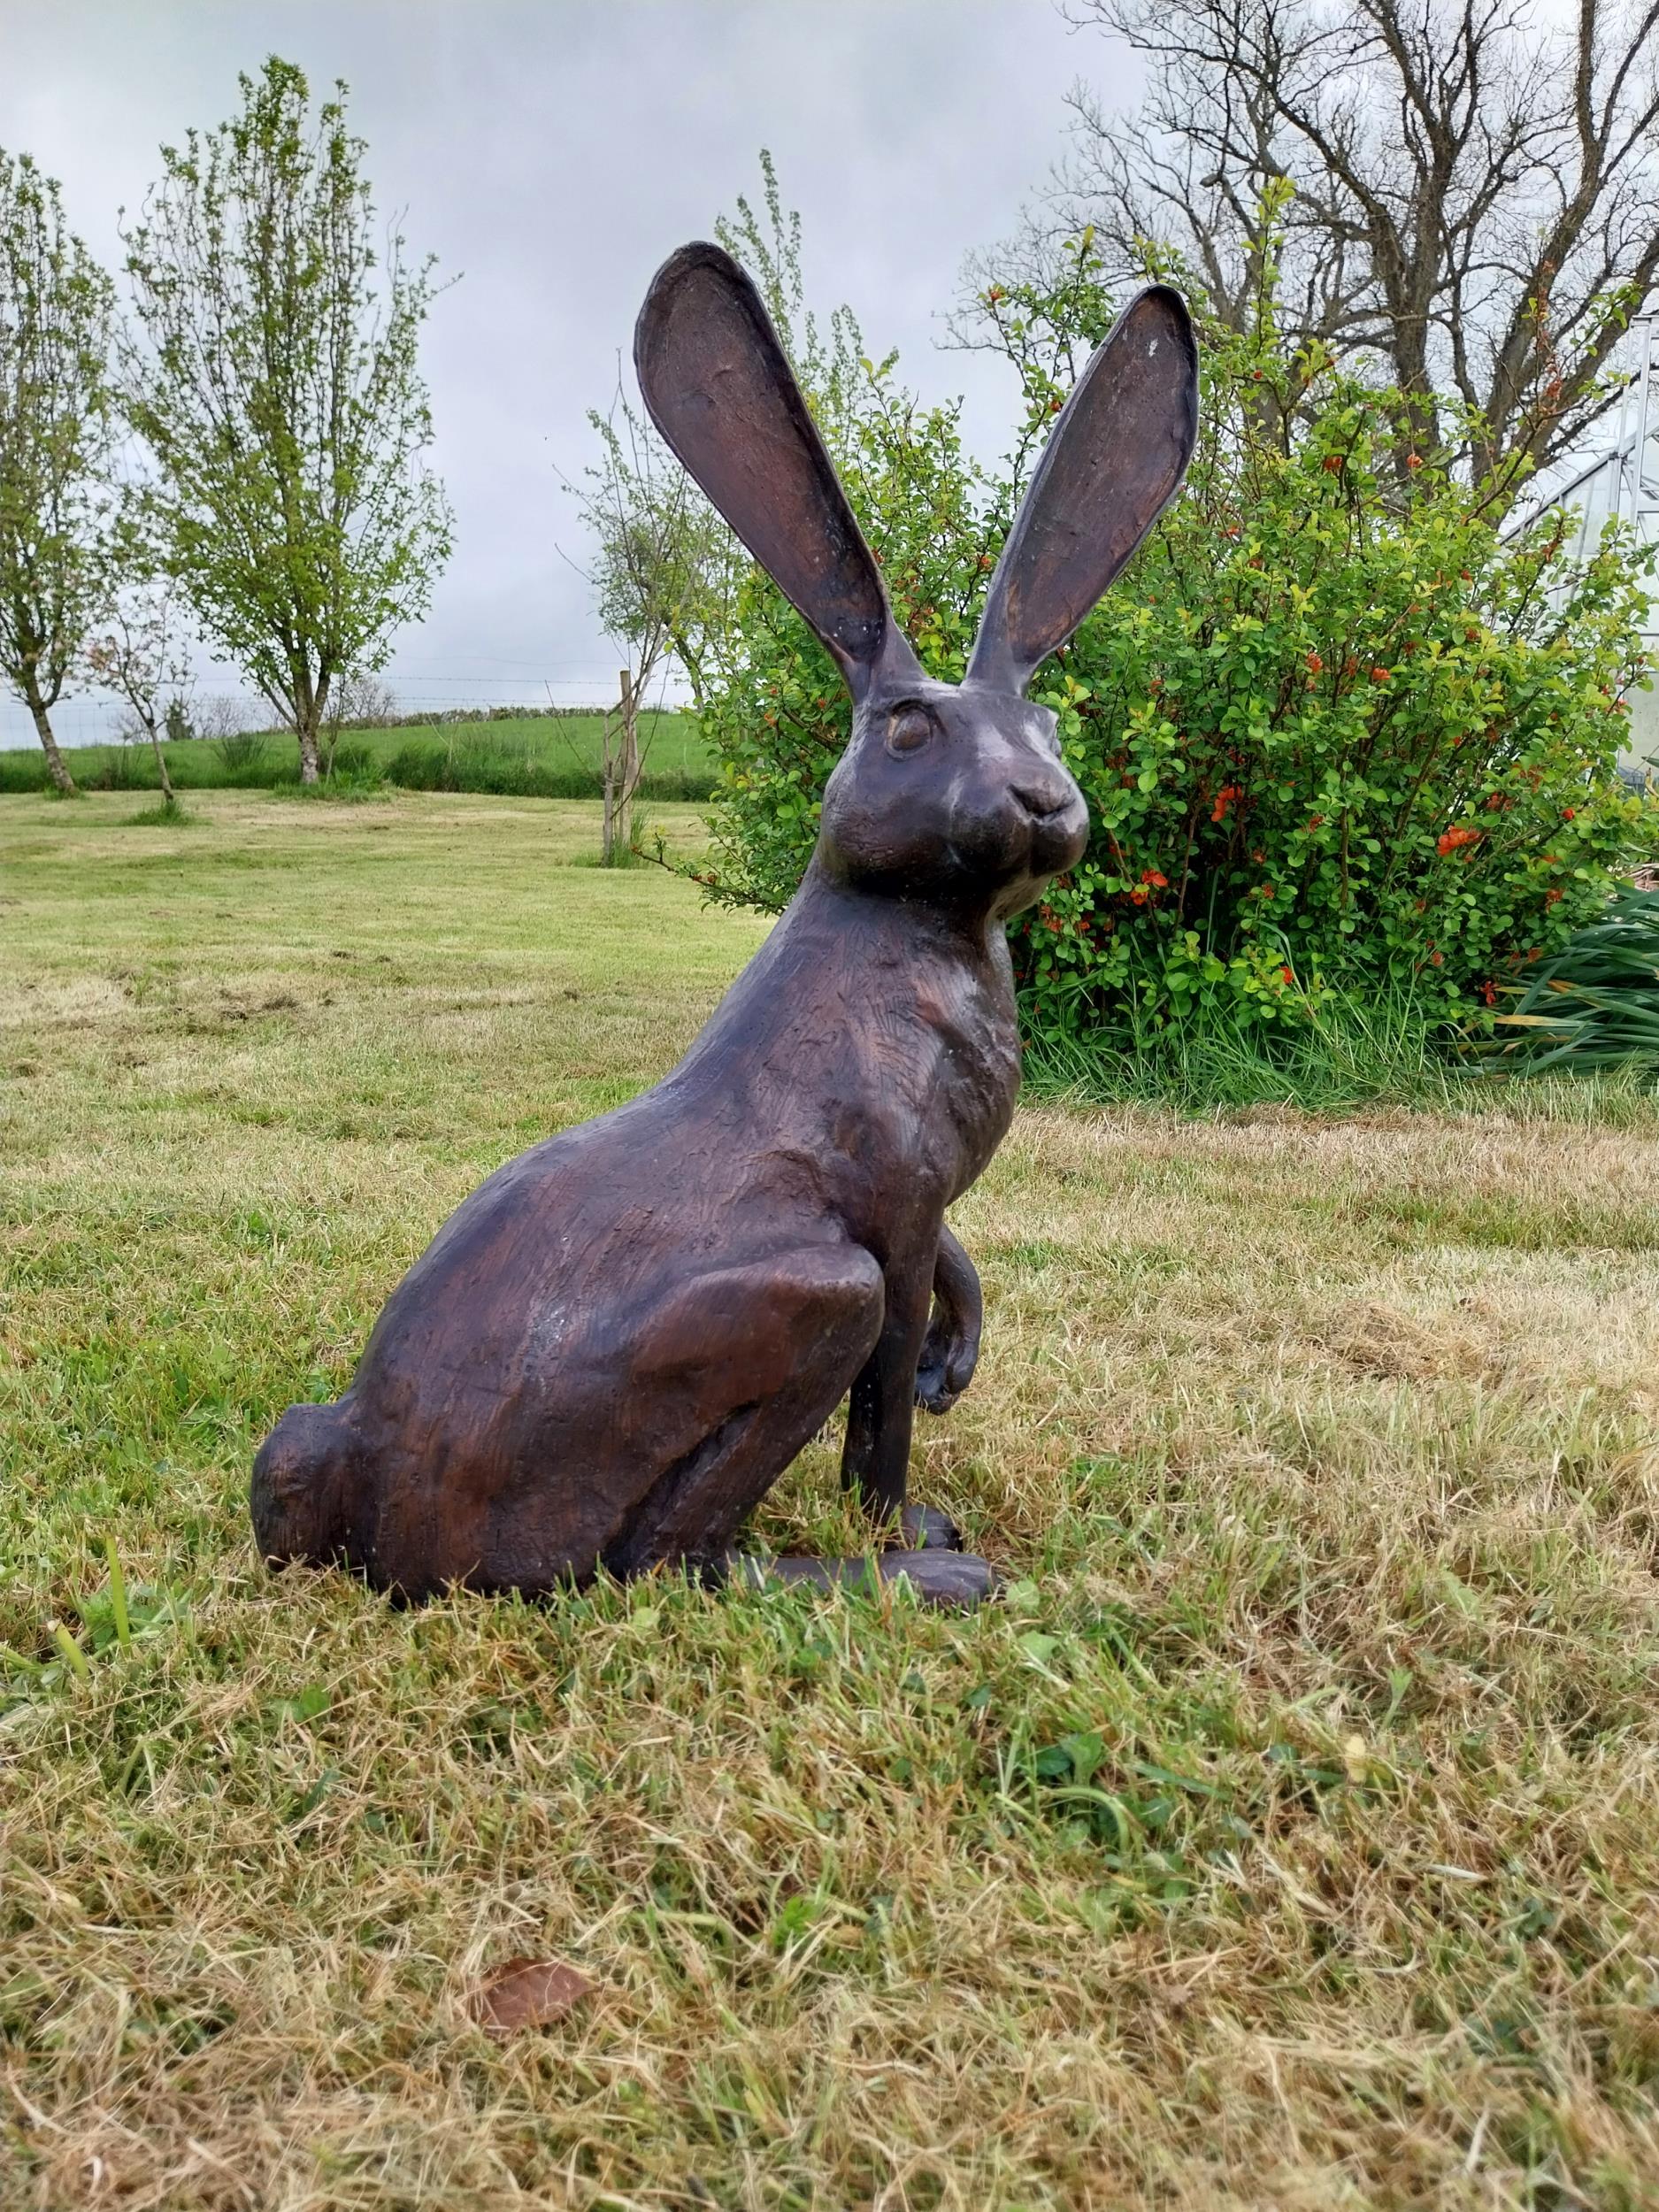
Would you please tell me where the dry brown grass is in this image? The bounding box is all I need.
[4,792,1659,2209]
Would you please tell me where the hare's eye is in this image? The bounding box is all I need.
[887,703,934,758]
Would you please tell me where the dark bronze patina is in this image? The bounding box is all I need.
[252,243,1198,1608]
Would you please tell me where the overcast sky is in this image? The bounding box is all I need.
[0,0,1144,748]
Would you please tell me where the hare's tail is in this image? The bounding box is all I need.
[251,1400,358,1568]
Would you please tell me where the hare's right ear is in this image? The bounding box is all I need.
[969,285,1198,694]
[634,242,914,704]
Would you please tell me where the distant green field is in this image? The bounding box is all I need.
[0,709,717,800]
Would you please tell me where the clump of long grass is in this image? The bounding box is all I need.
[1484,887,1659,1084]
[1022,980,1458,1114]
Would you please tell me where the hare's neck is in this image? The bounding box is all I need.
[781,859,1010,979]
[673,859,1019,1184]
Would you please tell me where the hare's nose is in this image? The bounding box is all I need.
[1011,778,1074,822]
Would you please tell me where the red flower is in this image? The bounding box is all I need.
[1437,826,1483,855]
[1306,651,1324,673]
[1141,869,1169,888]
[1371,665,1391,682]
[1210,784,1241,823]
[1562,806,1576,819]
[1129,885,1148,904]
[1323,455,1343,472]
[1482,979,1497,1006]
[1281,965,1294,987]
[1406,454,1423,470]
[1546,887,1563,904]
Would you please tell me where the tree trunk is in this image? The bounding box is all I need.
[297,711,321,786]
[27,692,76,796]
[295,668,327,786]
[144,714,176,802]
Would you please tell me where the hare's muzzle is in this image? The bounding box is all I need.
[1010,773,1077,823]
[1012,772,1089,873]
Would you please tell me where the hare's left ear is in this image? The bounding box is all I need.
[634,242,919,704]
[969,285,1198,694]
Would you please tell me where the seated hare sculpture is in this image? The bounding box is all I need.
[253,243,1197,1607]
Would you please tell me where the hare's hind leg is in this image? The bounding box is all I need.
[598,1243,885,1580]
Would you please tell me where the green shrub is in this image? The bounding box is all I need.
[693,250,1651,1057]
[211,726,272,777]
[0,749,50,794]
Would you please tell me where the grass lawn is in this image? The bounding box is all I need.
[4,790,1659,2210]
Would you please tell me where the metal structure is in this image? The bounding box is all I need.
[1519,319,1659,777]
[251,245,1200,1612]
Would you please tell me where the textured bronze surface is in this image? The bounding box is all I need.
[252,244,1198,1609]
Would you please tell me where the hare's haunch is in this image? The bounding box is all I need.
[252,244,1198,1609]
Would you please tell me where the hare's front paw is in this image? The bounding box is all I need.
[914,1318,977,1416]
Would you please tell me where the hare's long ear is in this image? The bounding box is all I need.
[968,284,1198,695]
[634,242,915,703]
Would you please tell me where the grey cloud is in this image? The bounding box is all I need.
[1,0,1143,746]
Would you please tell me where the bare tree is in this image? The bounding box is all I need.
[572,382,740,719]
[319,668,396,775]
[976,0,1659,493]
[81,578,193,805]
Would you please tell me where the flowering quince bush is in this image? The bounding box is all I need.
[694,257,1651,1052]
[1015,315,1651,1043]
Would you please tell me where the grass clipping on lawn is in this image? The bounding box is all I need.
[3,791,1659,2211]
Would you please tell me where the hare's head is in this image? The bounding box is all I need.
[635,244,1198,918]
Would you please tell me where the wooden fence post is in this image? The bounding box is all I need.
[618,668,641,856]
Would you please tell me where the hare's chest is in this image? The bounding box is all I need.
[895,960,1020,1189]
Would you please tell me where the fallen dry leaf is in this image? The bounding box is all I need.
[469,1956,596,2034]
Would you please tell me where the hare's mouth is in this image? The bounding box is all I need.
[1025,827,1088,889]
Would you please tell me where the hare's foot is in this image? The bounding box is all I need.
[893,1502,963,1552]
[730,1548,994,1610]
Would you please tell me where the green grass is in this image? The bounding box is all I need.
[1024,977,1659,1124]
[4,790,1659,2208]
[0,708,716,799]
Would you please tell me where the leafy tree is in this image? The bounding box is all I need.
[121,56,452,785]
[0,149,116,796]
[964,0,1659,495]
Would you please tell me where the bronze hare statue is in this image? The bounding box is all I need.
[253,243,1197,1608]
